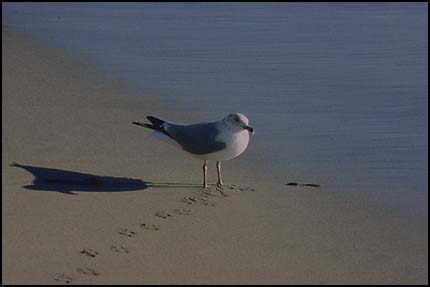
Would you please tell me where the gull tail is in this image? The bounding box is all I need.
[132,116,174,140]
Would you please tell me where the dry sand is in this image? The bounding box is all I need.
[2,31,428,284]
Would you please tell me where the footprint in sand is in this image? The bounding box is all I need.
[197,197,216,206]
[76,267,99,276]
[53,273,73,284]
[140,223,160,231]
[80,248,99,258]
[197,190,214,198]
[228,185,255,192]
[155,210,172,219]
[173,208,193,215]
[216,187,230,197]
[181,196,195,205]
[110,244,129,254]
[198,188,228,198]
[181,196,216,206]
[118,228,136,237]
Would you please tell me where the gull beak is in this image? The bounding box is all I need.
[243,125,255,135]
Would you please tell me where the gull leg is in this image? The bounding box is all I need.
[216,161,223,188]
[202,161,208,189]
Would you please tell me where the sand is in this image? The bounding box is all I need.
[2,31,428,284]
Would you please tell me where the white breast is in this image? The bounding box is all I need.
[192,129,250,161]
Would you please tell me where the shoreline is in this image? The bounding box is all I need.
[2,30,428,284]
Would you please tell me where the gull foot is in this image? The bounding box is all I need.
[215,184,229,197]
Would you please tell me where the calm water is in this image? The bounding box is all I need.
[3,3,428,220]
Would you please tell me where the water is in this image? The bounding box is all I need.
[3,3,428,220]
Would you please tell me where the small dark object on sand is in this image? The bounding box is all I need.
[286,182,320,188]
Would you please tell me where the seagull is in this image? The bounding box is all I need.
[132,113,254,189]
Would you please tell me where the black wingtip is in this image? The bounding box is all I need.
[146,116,165,127]
[132,121,144,127]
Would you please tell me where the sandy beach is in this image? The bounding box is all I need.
[2,30,428,285]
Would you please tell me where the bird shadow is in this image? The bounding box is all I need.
[10,163,201,195]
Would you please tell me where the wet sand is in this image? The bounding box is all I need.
[2,31,428,284]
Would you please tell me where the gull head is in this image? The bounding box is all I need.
[224,113,255,135]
